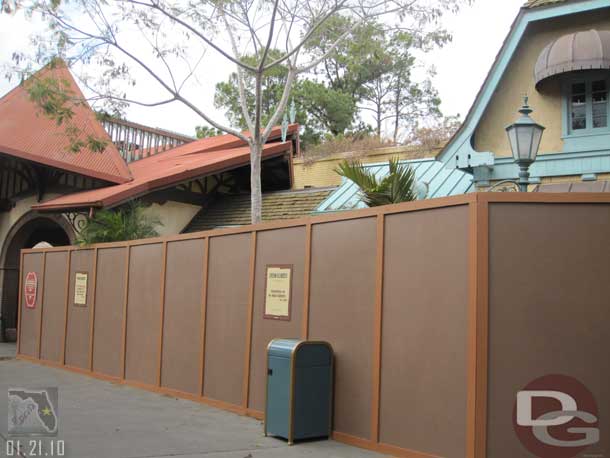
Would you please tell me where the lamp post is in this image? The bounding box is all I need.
[505,96,545,192]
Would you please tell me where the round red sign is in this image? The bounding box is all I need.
[24,272,37,309]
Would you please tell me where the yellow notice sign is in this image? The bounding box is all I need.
[264,265,292,320]
[74,272,88,306]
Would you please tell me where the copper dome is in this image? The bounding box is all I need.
[534,29,610,88]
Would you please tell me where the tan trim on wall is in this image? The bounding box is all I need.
[157,241,168,387]
[466,199,489,458]
[301,223,312,339]
[16,251,24,355]
[120,246,131,380]
[371,214,385,442]
[242,232,257,409]
[332,431,441,458]
[199,237,210,396]
[37,252,47,359]
[88,248,99,371]
[59,251,70,363]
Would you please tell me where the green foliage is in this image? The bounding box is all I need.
[214,18,448,147]
[306,17,390,99]
[26,75,75,125]
[196,124,223,138]
[77,201,162,245]
[335,157,417,207]
[213,49,356,145]
[214,49,298,130]
[296,80,356,136]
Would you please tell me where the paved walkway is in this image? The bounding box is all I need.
[0,346,383,458]
[0,342,15,360]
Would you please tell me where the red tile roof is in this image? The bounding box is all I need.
[33,138,293,211]
[0,61,132,184]
[1,60,299,211]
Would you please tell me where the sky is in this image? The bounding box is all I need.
[0,0,526,138]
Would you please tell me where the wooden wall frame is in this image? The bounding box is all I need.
[15,192,610,458]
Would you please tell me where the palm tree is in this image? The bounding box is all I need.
[335,157,418,207]
[77,201,162,245]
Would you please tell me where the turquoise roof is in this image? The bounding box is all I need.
[315,158,474,213]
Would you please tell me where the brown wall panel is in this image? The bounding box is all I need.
[161,239,205,394]
[203,233,251,405]
[308,218,377,440]
[40,251,69,363]
[64,249,94,369]
[380,206,470,457]
[92,247,126,377]
[125,243,163,385]
[248,227,306,411]
[487,203,610,458]
[19,253,44,357]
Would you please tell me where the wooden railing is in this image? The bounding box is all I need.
[101,117,195,163]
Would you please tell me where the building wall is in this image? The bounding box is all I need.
[293,146,439,189]
[0,194,64,256]
[0,194,69,327]
[474,11,610,158]
[141,201,201,236]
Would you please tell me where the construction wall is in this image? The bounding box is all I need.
[16,193,610,458]
[484,201,610,458]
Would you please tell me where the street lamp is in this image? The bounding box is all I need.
[505,96,545,192]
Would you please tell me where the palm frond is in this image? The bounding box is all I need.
[335,160,379,191]
[77,201,162,245]
[335,157,418,207]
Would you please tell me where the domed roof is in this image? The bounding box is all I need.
[534,29,610,88]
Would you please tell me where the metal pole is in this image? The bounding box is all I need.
[517,162,530,192]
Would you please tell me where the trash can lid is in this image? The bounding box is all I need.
[267,339,332,363]
[267,339,301,358]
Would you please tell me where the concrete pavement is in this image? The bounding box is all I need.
[0,345,383,458]
[0,342,15,360]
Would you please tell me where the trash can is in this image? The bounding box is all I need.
[264,339,333,444]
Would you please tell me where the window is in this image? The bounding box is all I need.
[567,76,609,135]
[570,82,587,131]
[592,80,608,129]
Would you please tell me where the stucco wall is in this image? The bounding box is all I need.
[0,194,64,259]
[474,11,610,157]
[293,146,438,189]
[141,200,201,236]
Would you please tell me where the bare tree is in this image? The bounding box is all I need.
[3,0,470,223]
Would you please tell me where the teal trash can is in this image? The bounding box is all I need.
[264,339,333,444]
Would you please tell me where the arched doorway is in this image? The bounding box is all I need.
[0,214,73,341]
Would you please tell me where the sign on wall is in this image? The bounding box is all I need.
[74,272,88,306]
[264,265,293,321]
[24,272,38,309]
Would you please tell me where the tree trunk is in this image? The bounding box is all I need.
[250,141,263,224]
[376,105,382,138]
[393,76,402,143]
[250,71,263,224]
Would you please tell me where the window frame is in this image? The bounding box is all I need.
[562,72,610,138]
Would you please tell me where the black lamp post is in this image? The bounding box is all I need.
[505,96,545,192]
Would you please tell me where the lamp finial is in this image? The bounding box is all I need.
[519,94,532,116]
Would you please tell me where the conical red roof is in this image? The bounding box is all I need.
[0,61,132,183]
